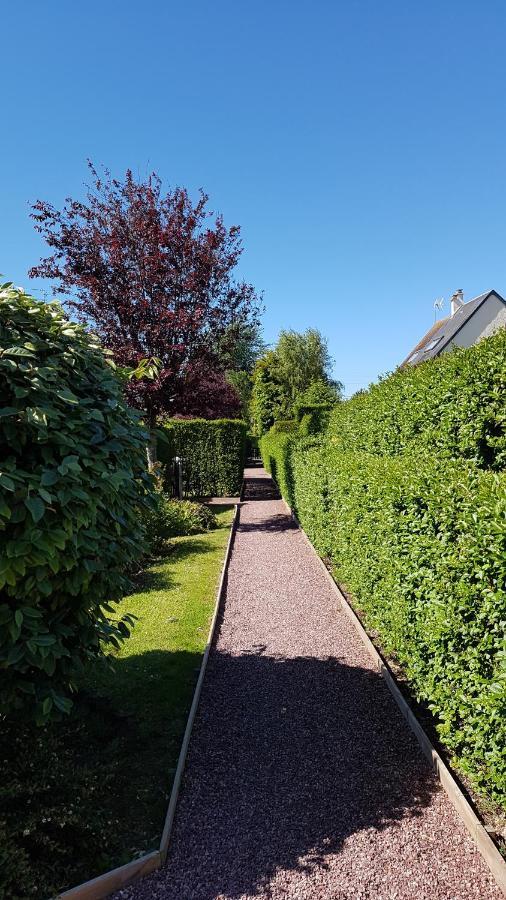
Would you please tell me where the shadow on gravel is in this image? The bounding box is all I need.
[242,475,281,502]
[157,649,438,900]
[237,512,297,533]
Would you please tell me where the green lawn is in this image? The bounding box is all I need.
[0,506,234,900]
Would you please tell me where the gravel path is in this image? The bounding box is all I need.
[117,466,501,900]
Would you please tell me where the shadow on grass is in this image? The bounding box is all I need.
[0,649,204,900]
[125,537,216,596]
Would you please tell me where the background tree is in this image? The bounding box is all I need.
[215,319,267,427]
[296,378,342,406]
[251,328,342,433]
[214,320,267,373]
[250,351,288,434]
[29,164,261,458]
[226,370,253,422]
[273,329,341,406]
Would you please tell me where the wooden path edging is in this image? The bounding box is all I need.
[57,503,240,900]
[285,501,506,897]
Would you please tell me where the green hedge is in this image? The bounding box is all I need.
[295,403,333,436]
[259,431,296,508]
[291,445,506,807]
[159,419,246,497]
[270,419,298,434]
[0,285,152,723]
[260,333,506,808]
[327,329,506,468]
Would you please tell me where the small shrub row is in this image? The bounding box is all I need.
[159,418,246,497]
[142,496,217,556]
[269,419,298,434]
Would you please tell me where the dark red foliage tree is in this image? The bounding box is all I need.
[29,163,260,435]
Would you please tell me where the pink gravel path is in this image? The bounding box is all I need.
[118,466,502,900]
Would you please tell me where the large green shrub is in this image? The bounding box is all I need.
[159,418,246,496]
[0,285,152,723]
[296,403,333,436]
[327,329,506,468]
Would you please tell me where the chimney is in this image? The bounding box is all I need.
[450,289,464,316]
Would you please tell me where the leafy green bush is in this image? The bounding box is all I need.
[142,495,217,555]
[291,444,506,807]
[0,284,152,723]
[159,418,246,496]
[327,329,506,468]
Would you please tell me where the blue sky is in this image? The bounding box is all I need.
[2,1,506,394]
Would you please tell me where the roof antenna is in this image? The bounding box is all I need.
[433,297,444,322]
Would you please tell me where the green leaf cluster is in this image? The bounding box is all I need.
[159,418,246,497]
[0,284,153,723]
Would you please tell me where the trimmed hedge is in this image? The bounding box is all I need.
[327,329,506,468]
[0,285,152,723]
[269,419,298,434]
[159,418,246,497]
[295,402,333,436]
[260,333,506,808]
[291,445,506,807]
[259,431,296,508]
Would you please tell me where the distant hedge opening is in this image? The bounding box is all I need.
[159,418,246,497]
[260,332,506,809]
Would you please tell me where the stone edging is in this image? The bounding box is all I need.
[57,503,240,900]
[285,501,506,897]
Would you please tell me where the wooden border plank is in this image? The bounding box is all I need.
[58,851,161,900]
[158,503,239,860]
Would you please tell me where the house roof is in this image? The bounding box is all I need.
[399,290,506,367]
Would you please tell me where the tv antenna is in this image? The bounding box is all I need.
[433,297,444,322]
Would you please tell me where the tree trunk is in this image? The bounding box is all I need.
[146,428,157,471]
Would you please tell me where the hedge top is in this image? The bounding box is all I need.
[327,329,506,468]
[159,417,246,497]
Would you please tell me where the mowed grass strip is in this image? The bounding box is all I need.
[0,506,234,900]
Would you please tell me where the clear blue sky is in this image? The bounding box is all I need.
[3,1,506,394]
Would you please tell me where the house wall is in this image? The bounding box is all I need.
[442,295,506,353]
